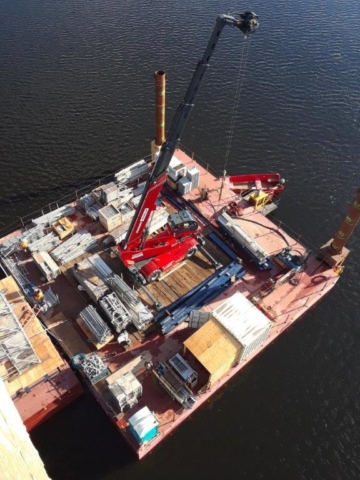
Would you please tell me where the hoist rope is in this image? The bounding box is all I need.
[223,36,252,173]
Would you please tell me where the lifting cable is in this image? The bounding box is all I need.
[223,36,252,174]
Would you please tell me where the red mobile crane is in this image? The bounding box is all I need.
[118,12,259,283]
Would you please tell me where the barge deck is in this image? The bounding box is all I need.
[0,148,342,456]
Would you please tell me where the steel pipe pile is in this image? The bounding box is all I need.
[80,305,111,344]
[32,206,75,226]
[50,231,97,265]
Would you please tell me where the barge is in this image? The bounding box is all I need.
[0,11,359,459]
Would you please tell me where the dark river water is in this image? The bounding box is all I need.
[1,0,360,479]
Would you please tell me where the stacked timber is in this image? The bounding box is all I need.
[98,205,123,232]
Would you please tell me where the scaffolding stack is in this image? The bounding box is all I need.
[79,193,95,211]
[99,292,132,333]
[0,256,30,294]
[81,353,109,384]
[79,305,111,345]
[86,204,101,220]
[107,275,153,330]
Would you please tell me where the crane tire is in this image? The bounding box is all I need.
[186,247,197,258]
[148,269,161,282]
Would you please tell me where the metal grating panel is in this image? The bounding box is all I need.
[0,290,40,377]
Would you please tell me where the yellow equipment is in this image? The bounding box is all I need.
[249,190,271,210]
[52,216,75,240]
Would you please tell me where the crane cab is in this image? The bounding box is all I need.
[168,210,198,234]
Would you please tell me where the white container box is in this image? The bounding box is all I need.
[168,156,187,181]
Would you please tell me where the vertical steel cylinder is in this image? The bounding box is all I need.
[154,70,166,146]
[329,187,360,254]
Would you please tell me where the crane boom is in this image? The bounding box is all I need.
[122,13,259,251]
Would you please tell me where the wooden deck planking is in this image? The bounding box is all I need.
[42,312,91,359]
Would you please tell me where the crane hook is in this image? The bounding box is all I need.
[237,11,259,36]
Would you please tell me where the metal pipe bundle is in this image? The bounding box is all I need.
[50,231,97,265]
[107,274,140,309]
[114,159,151,186]
[86,253,113,280]
[80,305,111,344]
[27,232,60,253]
[32,206,75,226]
[0,225,44,257]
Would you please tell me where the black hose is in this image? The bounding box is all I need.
[236,216,290,247]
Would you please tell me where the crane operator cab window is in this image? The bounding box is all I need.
[168,210,198,234]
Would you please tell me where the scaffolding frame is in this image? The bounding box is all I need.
[0,290,40,378]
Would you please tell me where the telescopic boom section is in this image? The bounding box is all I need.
[119,13,258,265]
